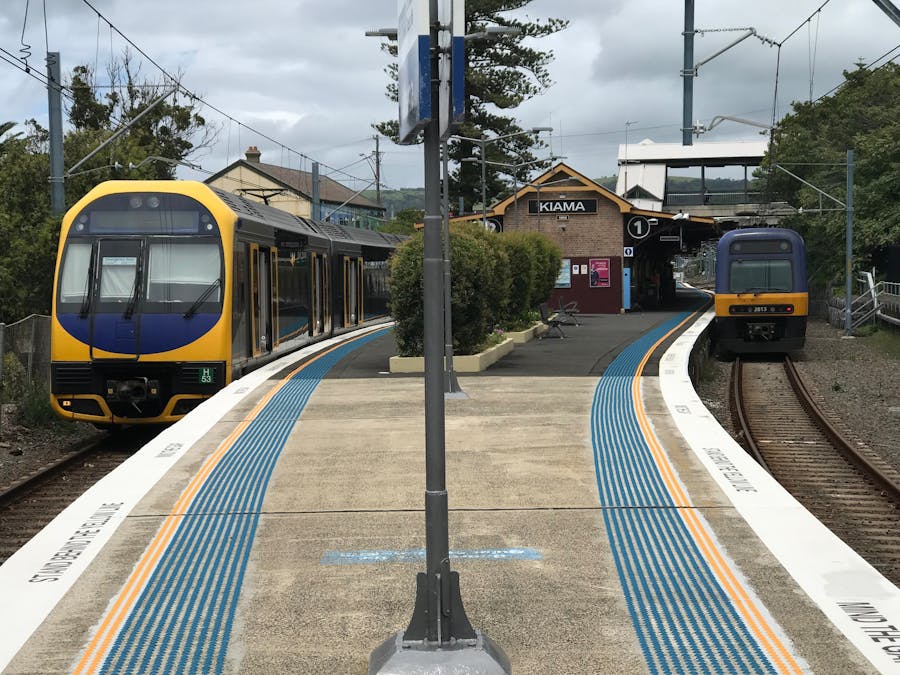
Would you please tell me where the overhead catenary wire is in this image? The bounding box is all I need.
[77,0,377,189]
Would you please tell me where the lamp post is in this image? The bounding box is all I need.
[455,127,552,228]
[462,155,565,229]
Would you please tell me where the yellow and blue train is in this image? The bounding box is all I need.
[50,180,401,428]
[713,227,808,355]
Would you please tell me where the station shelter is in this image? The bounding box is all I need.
[473,162,717,314]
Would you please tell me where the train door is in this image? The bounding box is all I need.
[92,238,144,359]
[343,256,360,326]
[249,244,273,356]
[311,252,330,336]
[357,258,364,323]
[269,246,279,347]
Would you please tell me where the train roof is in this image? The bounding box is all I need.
[210,186,400,250]
[718,227,805,247]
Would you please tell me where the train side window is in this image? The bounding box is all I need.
[58,242,93,303]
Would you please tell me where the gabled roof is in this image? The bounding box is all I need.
[487,161,714,225]
[491,162,634,215]
[204,159,384,212]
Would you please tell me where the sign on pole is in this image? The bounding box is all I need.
[397,0,431,144]
[439,0,466,139]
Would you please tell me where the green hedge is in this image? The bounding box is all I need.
[389,226,560,356]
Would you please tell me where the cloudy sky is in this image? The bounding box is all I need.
[1,0,898,193]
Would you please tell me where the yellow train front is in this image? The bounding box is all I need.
[51,180,397,428]
[713,227,808,355]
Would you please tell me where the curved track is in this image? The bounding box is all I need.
[732,356,900,585]
[0,430,157,564]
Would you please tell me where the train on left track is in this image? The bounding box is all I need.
[713,227,808,356]
[50,180,403,428]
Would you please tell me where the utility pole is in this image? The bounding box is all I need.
[374,135,382,207]
[682,0,695,146]
[312,161,321,220]
[47,52,65,216]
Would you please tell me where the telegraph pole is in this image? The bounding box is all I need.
[47,52,65,216]
[374,135,382,207]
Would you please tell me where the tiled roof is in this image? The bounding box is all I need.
[205,160,384,212]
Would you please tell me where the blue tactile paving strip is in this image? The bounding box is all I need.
[80,329,389,675]
[590,305,799,674]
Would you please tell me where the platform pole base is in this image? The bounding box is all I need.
[368,630,511,675]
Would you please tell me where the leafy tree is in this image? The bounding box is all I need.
[0,55,212,323]
[375,1,567,213]
[763,63,900,284]
[379,207,423,235]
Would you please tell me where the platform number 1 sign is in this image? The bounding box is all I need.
[627,216,651,239]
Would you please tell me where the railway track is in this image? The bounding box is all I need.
[0,429,157,565]
[732,356,900,585]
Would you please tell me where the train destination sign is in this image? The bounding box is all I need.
[528,198,597,215]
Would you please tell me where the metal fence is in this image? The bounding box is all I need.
[0,314,51,397]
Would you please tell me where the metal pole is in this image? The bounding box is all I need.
[46,52,65,216]
[442,142,464,396]
[312,162,321,220]
[682,0,695,146]
[480,139,487,228]
[420,0,457,644]
[845,149,854,335]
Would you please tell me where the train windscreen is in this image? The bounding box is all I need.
[729,259,793,293]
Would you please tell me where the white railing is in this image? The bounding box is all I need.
[851,272,900,329]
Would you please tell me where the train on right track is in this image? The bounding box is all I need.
[713,227,808,356]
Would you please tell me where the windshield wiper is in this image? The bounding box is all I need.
[124,255,144,320]
[79,247,97,318]
[183,278,221,319]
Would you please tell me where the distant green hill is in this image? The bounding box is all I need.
[363,188,425,217]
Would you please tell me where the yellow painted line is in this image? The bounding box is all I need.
[630,311,803,675]
[73,333,373,674]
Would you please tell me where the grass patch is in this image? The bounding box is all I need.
[867,326,900,359]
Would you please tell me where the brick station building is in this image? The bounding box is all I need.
[473,162,715,314]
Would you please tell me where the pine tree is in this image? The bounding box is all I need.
[374,0,567,213]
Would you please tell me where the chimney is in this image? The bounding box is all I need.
[245,146,261,163]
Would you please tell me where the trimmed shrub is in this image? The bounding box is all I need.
[388,226,560,356]
[452,222,511,331]
[389,229,495,356]
[497,232,537,326]
[389,233,426,357]
[520,233,562,308]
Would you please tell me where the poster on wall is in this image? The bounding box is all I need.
[555,258,571,288]
[589,258,610,288]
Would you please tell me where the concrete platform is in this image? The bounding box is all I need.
[2,290,899,674]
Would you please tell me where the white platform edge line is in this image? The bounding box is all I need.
[659,308,900,672]
[0,324,390,672]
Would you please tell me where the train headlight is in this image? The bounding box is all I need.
[786,305,794,313]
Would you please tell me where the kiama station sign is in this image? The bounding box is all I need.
[528,199,598,215]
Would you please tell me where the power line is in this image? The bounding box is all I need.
[78,0,375,188]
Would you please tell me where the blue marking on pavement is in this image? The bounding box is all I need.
[590,300,779,674]
[320,547,542,565]
[98,329,390,675]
